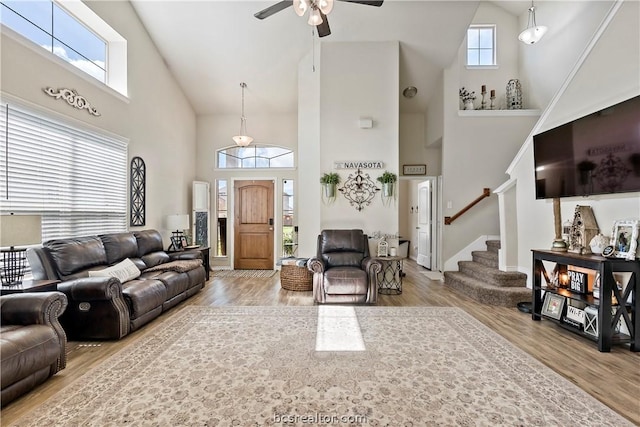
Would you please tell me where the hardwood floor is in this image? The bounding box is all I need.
[2,259,639,425]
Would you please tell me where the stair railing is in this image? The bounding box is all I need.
[444,188,491,225]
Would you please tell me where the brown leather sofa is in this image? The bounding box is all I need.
[1,291,68,406]
[308,229,382,304]
[27,229,206,340]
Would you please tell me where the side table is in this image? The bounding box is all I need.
[1,279,60,295]
[373,256,404,295]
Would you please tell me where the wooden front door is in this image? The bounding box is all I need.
[234,180,274,269]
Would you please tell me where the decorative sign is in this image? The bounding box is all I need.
[43,87,101,116]
[403,164,427,175]
[565,305,586,325]
[568,269,588,294]
[334,161,384,169]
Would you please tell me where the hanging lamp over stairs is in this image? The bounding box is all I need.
[443,240,531,307]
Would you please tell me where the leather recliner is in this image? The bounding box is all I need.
[308,229,382,304]
[1,291,67,406]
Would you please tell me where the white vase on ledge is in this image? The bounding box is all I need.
[464,100,475,110]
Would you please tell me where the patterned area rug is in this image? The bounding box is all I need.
[12,306,632,426]
[213,269,276,278]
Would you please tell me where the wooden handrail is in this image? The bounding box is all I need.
[444,188,491,225]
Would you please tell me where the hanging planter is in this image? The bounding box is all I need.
[376,171,397,198]
[320,172,341,203]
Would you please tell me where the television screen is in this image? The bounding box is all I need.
[533,95,640,199]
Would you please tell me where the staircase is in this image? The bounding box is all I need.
[444,240,531,307]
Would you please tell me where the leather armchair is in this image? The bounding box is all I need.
[1,291,67,406]
[308,229,382,304]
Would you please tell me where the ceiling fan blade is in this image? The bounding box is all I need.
[254,1,293,20]
[337,0,384,6]
[317,12,331,38]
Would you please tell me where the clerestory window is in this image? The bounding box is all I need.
[0,0,128,96]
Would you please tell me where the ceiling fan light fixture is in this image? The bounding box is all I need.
[308,8,323,26]
[293,0,308,17]
[233,82,253,147]
[318,0,334,15]
[518,1,547,45]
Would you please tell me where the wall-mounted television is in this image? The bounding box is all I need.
[533,95,640,199]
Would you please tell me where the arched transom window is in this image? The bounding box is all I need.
[217,145,294,169]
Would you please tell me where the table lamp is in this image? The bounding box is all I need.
[166,214,190,250]
[0,214,42,286]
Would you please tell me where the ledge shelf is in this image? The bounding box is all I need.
[458,109,541,117]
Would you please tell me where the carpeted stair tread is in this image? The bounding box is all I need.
[444,271,531,307]
[471,250,498,268]
[458,261,527,287]
[486,240,501,254]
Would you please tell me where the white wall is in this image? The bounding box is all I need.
[312,42,400,237]
[440,3,539,262]
[0,1,196,245]
[510,0,640,281]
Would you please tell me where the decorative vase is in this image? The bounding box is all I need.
[506,79,523,110]
[589,233,609,255]
[323,183,336,198]
[382,182,394,197]
[464,100,475,110]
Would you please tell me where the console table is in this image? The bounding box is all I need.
[532,250,639,352]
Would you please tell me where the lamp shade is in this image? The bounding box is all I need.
[0,214,42,247]
[518,26,547,44]
[165,214,190,231]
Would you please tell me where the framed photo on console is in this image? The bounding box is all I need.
[541,293,565,320]
[610,219,639,260]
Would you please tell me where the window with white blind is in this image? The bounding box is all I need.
[0,101,128,242]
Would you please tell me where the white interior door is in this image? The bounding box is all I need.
[192,181,210,247]
[417,180,432,269]
[417,177,441,271]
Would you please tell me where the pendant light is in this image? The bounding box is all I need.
[293,0,334,26]
[518,0,547,45]
[232,82,253,147]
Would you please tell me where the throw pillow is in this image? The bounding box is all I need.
[89,258,141,283]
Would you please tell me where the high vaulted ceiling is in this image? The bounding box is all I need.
[130,1,532,115]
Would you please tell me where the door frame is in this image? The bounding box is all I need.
[228,176,279,269]
[416,176,442,272]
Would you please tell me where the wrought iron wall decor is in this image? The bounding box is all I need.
[130,157,146,226]
[43,87,101,116]
[195,211,209,247]
[338,168,380,212]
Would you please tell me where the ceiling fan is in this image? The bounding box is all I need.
[254,0,384,38]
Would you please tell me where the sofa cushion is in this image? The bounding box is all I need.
[44,236,107,277]
[140,271,188,300]
[121,279,166,319]
[141,251,171,269]
[323,267,368,295]
[99,233,139,265]
[88,258,140,283]
[144,259,202,274]
[134,230,165,257]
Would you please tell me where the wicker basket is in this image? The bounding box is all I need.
[280,263,313,291]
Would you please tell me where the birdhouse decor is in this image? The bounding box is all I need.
[568,205,600,254]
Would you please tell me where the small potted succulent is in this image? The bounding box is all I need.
[320,172,341,198]
[376,171,397,197]
[459,87,476,110]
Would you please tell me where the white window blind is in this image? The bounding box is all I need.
[0,101,127,241]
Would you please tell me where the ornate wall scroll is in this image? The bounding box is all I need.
[130,157,146,226]
[43,87,101,116]
[338,168,380,212]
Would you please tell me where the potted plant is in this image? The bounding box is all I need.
[459,87,476,110]
[320,172,341,198]
[376,171,397,197]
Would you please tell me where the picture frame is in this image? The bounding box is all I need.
[402,164,426,175]
[180,236,188,249]
[610,219,639,260]
[541,292,566,320]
